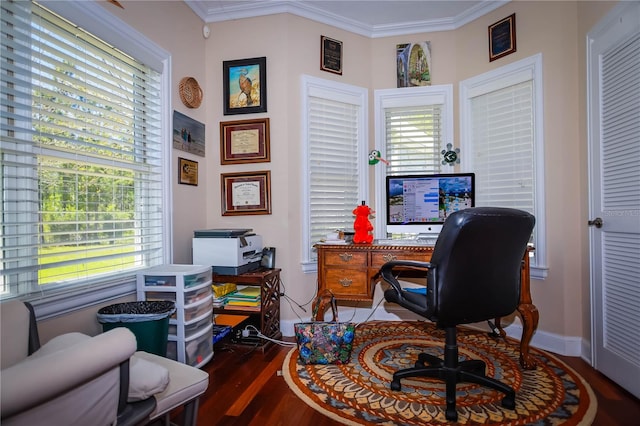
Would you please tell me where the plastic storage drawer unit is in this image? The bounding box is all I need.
[137,264,214,368]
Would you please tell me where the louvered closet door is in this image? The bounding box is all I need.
[587,2,640,399]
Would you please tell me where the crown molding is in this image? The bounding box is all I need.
[185,1,510,38]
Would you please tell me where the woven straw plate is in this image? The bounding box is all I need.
[179,77,202,108]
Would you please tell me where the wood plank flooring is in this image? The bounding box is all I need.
[184,339,640,426]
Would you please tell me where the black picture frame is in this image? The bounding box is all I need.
[488,14,516,62]
[320,35,343,75]
[223,57,267,115]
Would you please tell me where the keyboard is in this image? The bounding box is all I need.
[376,238,437,246]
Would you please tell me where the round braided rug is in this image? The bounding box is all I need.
[283,321,596,425]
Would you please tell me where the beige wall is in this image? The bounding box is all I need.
[37,1,618,350]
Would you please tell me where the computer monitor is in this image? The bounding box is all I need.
[385,173,475,237]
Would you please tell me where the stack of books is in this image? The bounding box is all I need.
[212,282,237,308]
[224,286,261,311]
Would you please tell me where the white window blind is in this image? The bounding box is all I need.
[460,54,546,276]
[301,76,367,268]
[308,96,360,246]
[469,81,535,211]
[1,1,164,299]
[385,105,443,175]
[373,85,453,238]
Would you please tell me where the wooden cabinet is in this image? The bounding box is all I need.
[316,244,433,302]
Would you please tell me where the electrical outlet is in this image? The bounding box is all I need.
[242,328,258,338]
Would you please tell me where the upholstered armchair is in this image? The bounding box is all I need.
[380,207,535,421]
[0,300,156,425]
[1,300,209,426]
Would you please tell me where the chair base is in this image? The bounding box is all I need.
[389,328,516,422]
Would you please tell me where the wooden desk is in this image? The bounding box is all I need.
[315,243,539,369]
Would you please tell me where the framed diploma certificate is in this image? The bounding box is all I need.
[220,118,270,165]
[221,170,271,216]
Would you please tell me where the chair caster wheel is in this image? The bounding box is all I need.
[445,408,458,421]
[390,380,401,391]
[502,395,516,410]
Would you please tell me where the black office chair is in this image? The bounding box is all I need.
[380,207,535,421]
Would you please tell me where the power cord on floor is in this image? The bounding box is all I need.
[242,324,297,347]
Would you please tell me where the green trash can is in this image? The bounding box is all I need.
[97,301,176,357]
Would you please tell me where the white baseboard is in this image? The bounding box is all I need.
[280,305,588,359]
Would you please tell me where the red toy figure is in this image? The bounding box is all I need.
[353,201,374,244]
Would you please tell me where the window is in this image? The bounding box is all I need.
[0,1,171,316]
[301,75,368,271]
[460,54,547,278]
[373,86,454,237]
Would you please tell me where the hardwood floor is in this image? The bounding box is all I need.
[185,339,640,426]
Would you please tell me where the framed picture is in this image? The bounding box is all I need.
[178,157,198,186]
[223,57,267,115]
[172,111,205,157]
[488,14,516,62]
[220,118,270,165]
[396,42,432,87]
[221,170,271,216]
[320,35,342,75]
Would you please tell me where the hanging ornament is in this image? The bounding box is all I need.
[368,149,390,166]
[441,143,460,166]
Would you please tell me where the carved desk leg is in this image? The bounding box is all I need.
[495,252,539,370]
[517,252,538,370]
[517,302,539,370]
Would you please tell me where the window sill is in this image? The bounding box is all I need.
[301,261,318,274]
[27,278,136,321]
[531,265,548,280]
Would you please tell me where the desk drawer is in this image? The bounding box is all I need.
[370,250,431,269]
[323,250,367,267]
[323,268,368,297]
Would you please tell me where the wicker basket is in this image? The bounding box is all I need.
[178,77,202,108]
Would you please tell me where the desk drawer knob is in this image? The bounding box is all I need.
[382,254,397,262]
[339,253,353,262]
[339,278,352,287]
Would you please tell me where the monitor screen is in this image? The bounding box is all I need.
[385,173,475,236]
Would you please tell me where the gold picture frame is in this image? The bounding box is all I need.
[220,118,270,165]
[178,157,198,186]
[221,170,271,216]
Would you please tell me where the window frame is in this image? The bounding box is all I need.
[373,85,454,239]
[300,75,368,272]
[459,54,547,279]
[5,0,173,319]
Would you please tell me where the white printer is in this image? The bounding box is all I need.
[192,229,262,275]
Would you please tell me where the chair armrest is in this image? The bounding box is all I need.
[380,260,432,294]
[0,328,136,419]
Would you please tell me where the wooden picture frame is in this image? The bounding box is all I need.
[488,14,516,62]
[320,35,343,75]
[178,157,198,186]
[223,57,267,115]
[220,118,270,165]
[221,170,271,216]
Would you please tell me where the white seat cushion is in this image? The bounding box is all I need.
[133,351,209,419]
